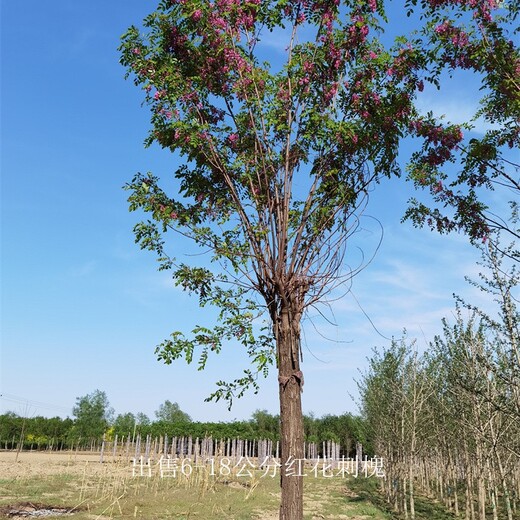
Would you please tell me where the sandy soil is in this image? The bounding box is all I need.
[0,450,131,479]
[0,451,376,520]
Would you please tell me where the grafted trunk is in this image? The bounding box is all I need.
[276,303,304,520]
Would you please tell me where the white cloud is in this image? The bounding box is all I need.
[415,89,500,135]
[68,260,97,277]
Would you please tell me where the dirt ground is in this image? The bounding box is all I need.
[0,450,130,479]
[0,451,384,520]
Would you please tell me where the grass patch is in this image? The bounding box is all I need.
[2,454,515,519]
[411,495,457,520]
[0,474,76,503]
[346,477,456,520]
[0,464,283,519]
[303,476,391,519]
[0,459,408,519]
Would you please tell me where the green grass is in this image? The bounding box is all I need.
[1,472,279,519]
[0,463,399,520]
[0,461,464,520]
[346,477,458,520]
[0,474,76,503]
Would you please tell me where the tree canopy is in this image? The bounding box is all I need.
[404,0,519,251]
[155,400,192,422]
[120,0,428,402]
[71,389,113,442]
[119,0,518,517]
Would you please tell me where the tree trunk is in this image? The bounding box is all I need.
[409,461,415,520]
[277,303,304,520]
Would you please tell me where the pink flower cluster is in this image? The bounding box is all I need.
[227,133,239,148]
[412,121,463,148]
[209,13,228,31]
[207,0,260,31]
[323,82,339,104]
[432,180,443,193]
[298,59,316,89]
[348,15,370,45]
[167,26,189,61]
[435,21,469,48]
[434,20,451,34]
[223,47,251,74]
[426,0,497,22]
[411,121,464,166]
[387,46,422,81]
[159,108,173,119]
[349,87,388,122]
[327,43,342,70]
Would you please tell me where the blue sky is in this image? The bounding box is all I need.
[1,1,506,422]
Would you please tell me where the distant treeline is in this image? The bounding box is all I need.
[0,409,367,456]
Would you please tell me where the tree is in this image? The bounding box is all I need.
[430,310,519,520]
[315,413,365,457]
[135,412,151,427]
[113,412,136,437]
[455,237,520,420]
[358,339,415,512]
[358,242,520,519]
[155,400,191,422]
[0,412,22,449]
[251,409,279,438]
[120,2,429,517]
[404,0,519,254]
[71,390,113,445]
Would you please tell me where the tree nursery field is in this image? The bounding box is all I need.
[0,449,468,520]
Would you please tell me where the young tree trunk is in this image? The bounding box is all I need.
[276,304,304,520]
[409,461,415,520]
[403,476,409,519]
[453,473,460,517]
[477,473,487,520]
